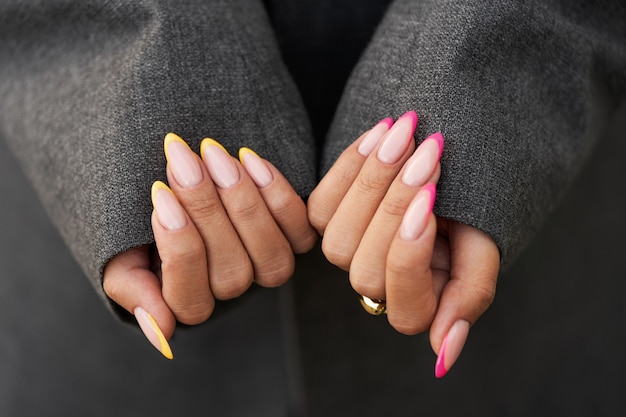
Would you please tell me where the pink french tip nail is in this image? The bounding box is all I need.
[357,118,394,157]
[399,183,436,240]
[401,132,445,187]
[435,320,470,378]
[376,111,419,164]
[399,110,418,133]
[428,132,445,159]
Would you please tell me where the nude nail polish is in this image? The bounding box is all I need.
[151,181,187,231]
[399,183,436,240]
[357,117,394,156]
[200,138,240,189]
[239,147,273,187]
[435,319,470,378]
[401,132,444,187]
[134,307,173,360]
[377,111,418,164]
[164,133,203,188]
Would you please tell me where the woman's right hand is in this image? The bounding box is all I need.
[103,133,317,358]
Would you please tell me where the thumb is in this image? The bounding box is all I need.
[429,221,500,377]
[103,245,176,359]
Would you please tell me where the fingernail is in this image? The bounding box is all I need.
[164,133,203,188]
[357,117,394,156]
[401,132,444,187]
[200,138,240,189]
[377,111,418,164]
[134,307,174,360]
[151,181,187,230]
[239,147,273,187]
[435,319,470,378]
[399,183,436,240]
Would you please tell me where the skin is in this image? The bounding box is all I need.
[104,124,500,359]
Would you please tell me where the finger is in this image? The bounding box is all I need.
[307,118,393,234]
[239,147,317,254]
[430,222,500,377]
[151,181,215,324]
[201,139,294,288]
[103,246,175,359]
[322,111,418,270]
[351,133,444,299]
[164,133,253,300]
[385,185,438,335]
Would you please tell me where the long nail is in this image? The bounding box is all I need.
[151,181,187,230]
[200,138,240,188]
[164,133,203,188]
[239,147,273,187]
[357,117,394,156]
[435,319,470,378]
[377,111,418,164]
[401,132,444,187]
[399,183,436,240]
[134,307,173,360]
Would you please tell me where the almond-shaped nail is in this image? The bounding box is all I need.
[151,181,187,230]
[164,133,203,188]
[200,138,240,189]
[401,132,444,187]
[134,307,173,360]
[399,183,436,240]
[435,319,470,378]
[377,111,418,164]
[239,147,273,187]
[357,117,394,156]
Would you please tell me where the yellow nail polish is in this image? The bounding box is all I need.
[200,138,229,159]
[163,132,192,162]
[134,307,174,360]
[150,180,174,208]
[238,147,260,165]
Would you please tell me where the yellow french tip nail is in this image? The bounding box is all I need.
[164,132,191,161]
[238,147,260,165]
[134,307,174,360]
[151,180,173,208]
[200,138,229,159]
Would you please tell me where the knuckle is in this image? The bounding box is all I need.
[211,263,254,300]
[173,303,213,325]
[255,251,295,288]
[354,172,389,196]
[389,315,430,336]
[229,198,262,222]
[380,193,410,219]
[183,196,223,222]
[321,238,352,271]
[473,283,496,312]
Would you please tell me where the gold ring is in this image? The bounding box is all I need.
[359,295,387,315]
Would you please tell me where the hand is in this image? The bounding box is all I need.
[308,112,500,377]
[103,133,317,358]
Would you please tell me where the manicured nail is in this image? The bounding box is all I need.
[134,307,173,360]
[239,147,273,187]
[200,138,240,188]
[357,117,394,156]
[435,319,470,378]
[164,133,203,188]
[399,183,436,240]
[377,111,418,164]
[401,132,444,187]
[151,181,187,230]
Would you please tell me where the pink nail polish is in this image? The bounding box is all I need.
[357,118,394,156]
[399,183,436,240]
[164,133,203,188]
[377,111,418,164]
[201,138,240,189]
[151,181,187,231]
[239,147,273,187]
[435,320,470,378]
[401,132,444,187]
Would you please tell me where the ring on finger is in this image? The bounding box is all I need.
[359,295,387,315]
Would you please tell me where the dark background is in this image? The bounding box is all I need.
[2,1,625,415]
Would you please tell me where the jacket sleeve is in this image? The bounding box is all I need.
[0,0,316,302]
[323,0,626,268]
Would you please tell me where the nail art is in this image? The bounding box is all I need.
[399,183,436,240]
[401,132,444,187]
[200,138,240,189]
[151,181,187,231]
[377,111,418,164]
[435,320,470,378]
[239,147,273,187]
[357,117,394,157]
[134,307,173,360]
[164,133,203,188]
